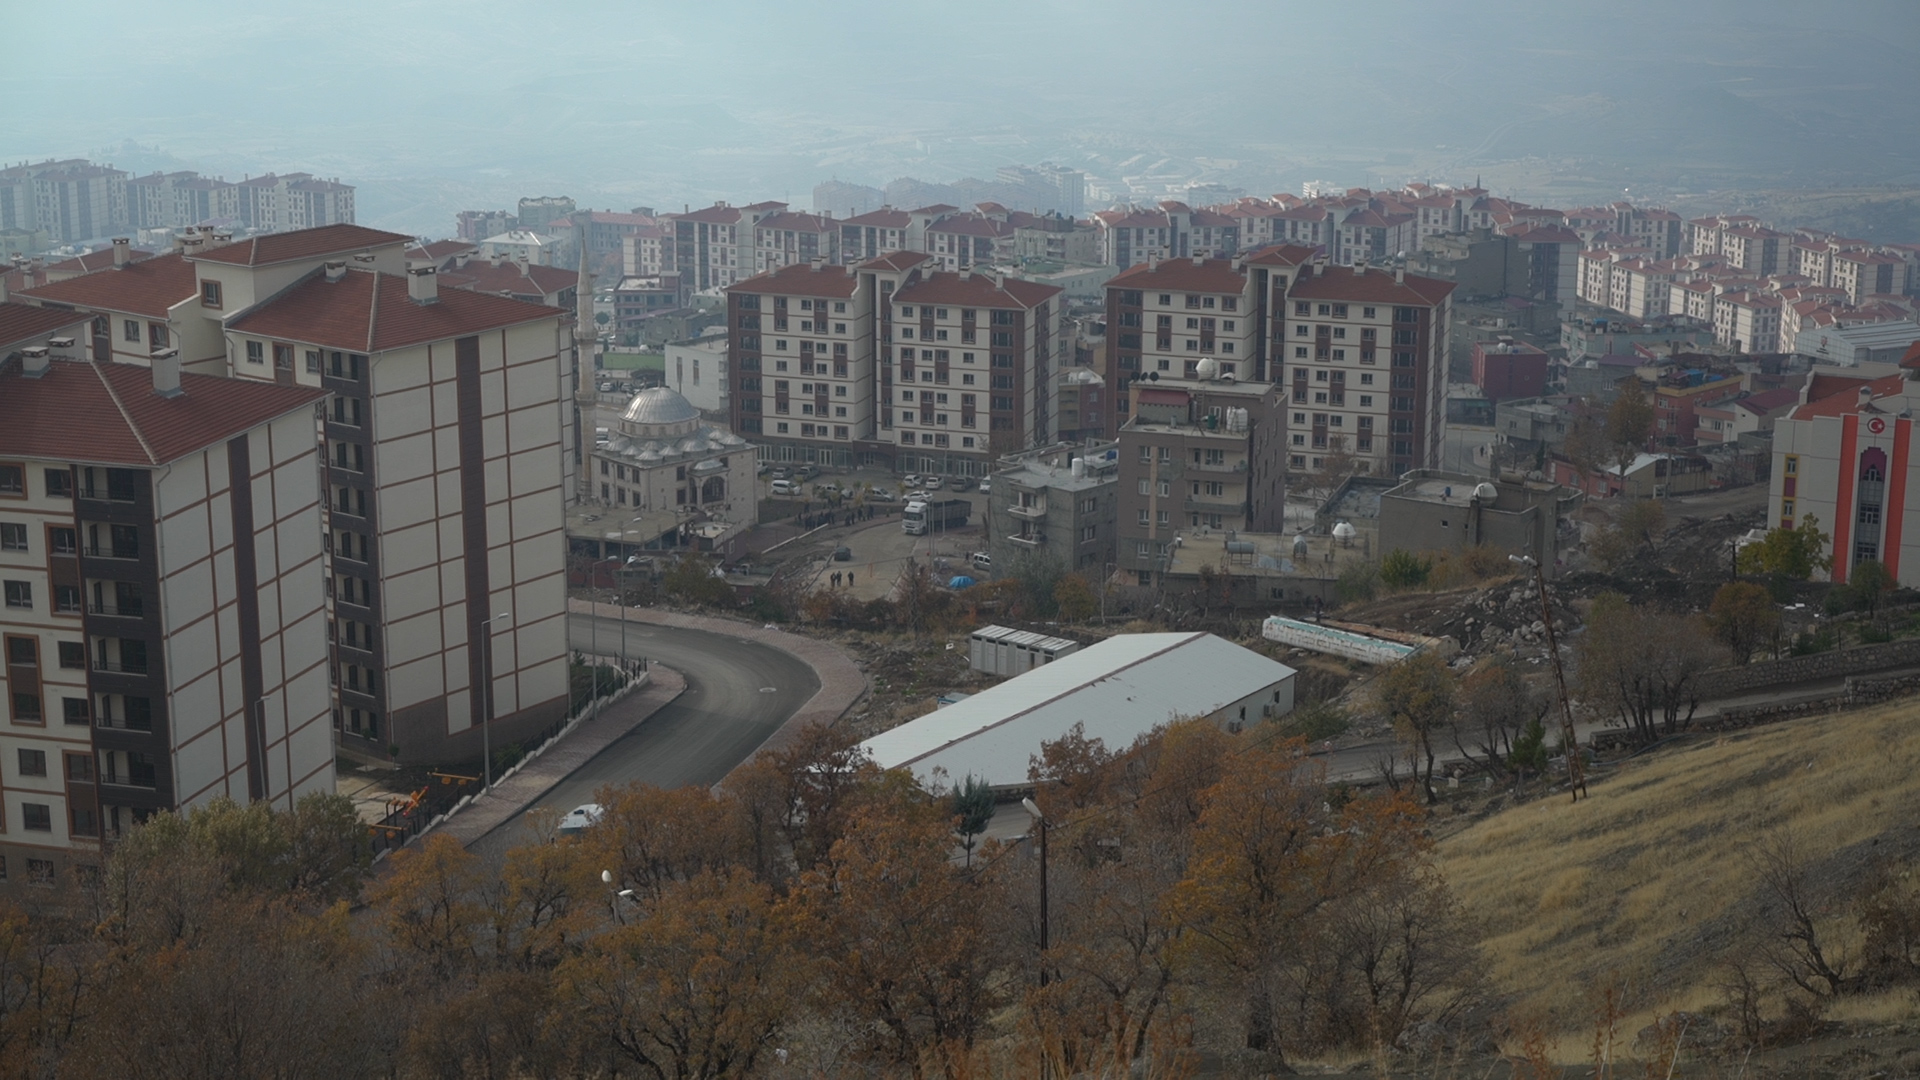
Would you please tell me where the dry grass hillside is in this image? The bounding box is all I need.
[1437,698,1920,1054]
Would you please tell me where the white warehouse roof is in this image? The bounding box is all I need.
[860,632,1296,790]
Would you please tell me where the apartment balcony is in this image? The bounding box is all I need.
[1188,459,1248,474]
[82,544,140,561]
[1185,496,1243,513]
[1006,502,1047,519]
[1006,532,1046,549]
[92,658,149,675]
[88,601,145,620]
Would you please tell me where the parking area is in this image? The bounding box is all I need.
[755,464,990,600]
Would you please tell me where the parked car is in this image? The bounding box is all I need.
[906,489,932,502]
[794,464,820,480]
[970,551,992,570]
[947,475,971,491]
[901,473,921,487]
[769,467,791,481]
[771,479,801,496]
[832,545,852,561]
[977,478,992,494]
[558,804,604,836]
[867,489,897,502]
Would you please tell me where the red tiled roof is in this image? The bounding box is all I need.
[727,262,860,299]
[406,239,478,262]
[1734,387,1800,415]
[842,208,912,228]
[0,358,325,467]
[0,302,89,350]
[190,223,412,267]
[1239,243,1321,268]
[1107,257,1247,293]
[46,247,156,277]
[19,251,198,319]
[895,271,1061,310]
[674,204,746,225]
[1287,265,1455,306]
[1789,372,1906,420]
[226,268,560,353]
[439,260,576,301]
[1901,339,1920,370]
[929,216,1013,238]
[858,251,933,273]
[755,211,836,233]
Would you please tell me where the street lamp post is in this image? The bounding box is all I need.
[1021,797,1049,987]
[1509,554,1585,801]
[479,611,510,792]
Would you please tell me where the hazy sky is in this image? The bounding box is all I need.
[5,0,1916,236]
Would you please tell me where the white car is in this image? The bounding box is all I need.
[906,489,932,502]
[558,803,604,836]
[977,479,991,494]
[771,479,801,496]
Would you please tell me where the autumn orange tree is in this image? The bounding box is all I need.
[556,869,802,1080]
[795,787,1010,1078]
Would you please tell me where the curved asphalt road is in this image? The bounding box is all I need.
[469,616,819,859]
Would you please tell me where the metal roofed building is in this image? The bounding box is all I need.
[859,631,1295,791]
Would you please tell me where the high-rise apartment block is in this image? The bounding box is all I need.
[15,223,583,765]
[1,322,335,893]
[725,254,1066,476]
[1,160,354,246]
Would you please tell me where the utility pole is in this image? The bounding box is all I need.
[1510,554,1584,801]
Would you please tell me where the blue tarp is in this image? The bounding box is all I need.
[948,575,977,589]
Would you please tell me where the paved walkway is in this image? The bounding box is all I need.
[436,668,686,847]
[576,600,870,769]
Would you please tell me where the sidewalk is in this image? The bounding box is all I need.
[435,668,687,847]
[576,600,870,768]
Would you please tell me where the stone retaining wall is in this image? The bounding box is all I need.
[1692,637,1920,699]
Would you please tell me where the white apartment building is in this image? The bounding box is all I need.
[665,333,728,415]
[1711,291,1783,354]
[224,264,574,763]
[0,340,334,895]
[1102,256,1260,383]
[726,260,879,467]
[236,173,356,232]
[887,270,1065,477]
[665,201,790,292]
[752,211,840,272]
[1281,263,1455,478]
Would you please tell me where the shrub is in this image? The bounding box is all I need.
[1379,549,1432,590]
[1335,561,1379,603]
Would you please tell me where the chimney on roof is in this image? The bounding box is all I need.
[991,271,1004,288]
[1191,254,1203,266]
[352,252,375,265]
[324,260,347,283]
[151,348,182,397]
[958,268,971,282]
[408,265,439,305]
[20,345,49,378]
[1395,265,1405,284]
[1859,384,1875,409]
[1147,254,1158,271]
[112,237,131,268]
[209,231,233,248]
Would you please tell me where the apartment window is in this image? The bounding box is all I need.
[1783,456,1798,477]
[149,323,169,349]
[305,349,322,374]
[22,804,51,832]
[0,523,24,551]
[57,641,84,668]
[200,280,222,307]
[1294,302,1310,316]
[44,468,72,498]
[246,340,265,365]
[17,748,46,777]
[4,581,30,609]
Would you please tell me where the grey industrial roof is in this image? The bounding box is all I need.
[859,632,1295,790]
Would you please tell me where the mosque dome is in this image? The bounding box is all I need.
[617,386,701,439]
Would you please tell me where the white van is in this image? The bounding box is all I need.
[771,479,800,496]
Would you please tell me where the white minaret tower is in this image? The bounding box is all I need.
[572,217,597,504]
